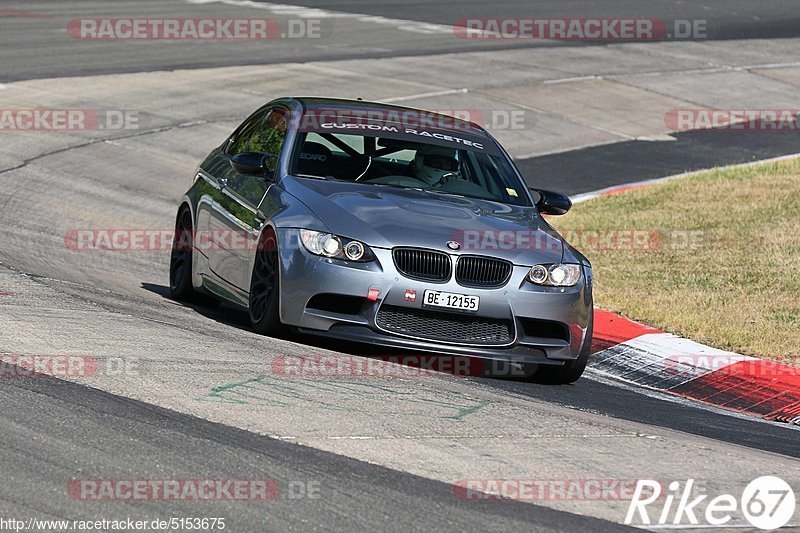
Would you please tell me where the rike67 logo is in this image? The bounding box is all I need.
[626,476,796,530]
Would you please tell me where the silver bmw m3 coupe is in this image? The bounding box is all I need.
[170,97,593,383]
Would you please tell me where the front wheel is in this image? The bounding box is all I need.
[249,228,285,337]
[169,207,219,307]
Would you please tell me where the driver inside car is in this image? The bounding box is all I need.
[411,145,461,187]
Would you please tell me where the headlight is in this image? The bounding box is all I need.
[527,263,581,287]
[300,230,374,262]
[344,241,365,261]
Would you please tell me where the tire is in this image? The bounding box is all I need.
[529,317,593,385]
[248,227,285,337]
[169,207,219,307]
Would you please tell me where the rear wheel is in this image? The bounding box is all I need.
[169,207,219,307]
[249,228,284,337]
[529,318,593,385]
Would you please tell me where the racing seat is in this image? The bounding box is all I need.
[296,141,334,178]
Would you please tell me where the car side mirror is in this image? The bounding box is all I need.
[230,152,278,178]
[530,188,572,215]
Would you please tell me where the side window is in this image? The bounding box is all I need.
[231,108,288,171]
[229,112,264,155]
[229,108,288,206]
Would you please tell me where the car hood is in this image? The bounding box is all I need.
[280,176,564,265]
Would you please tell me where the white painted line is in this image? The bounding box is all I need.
[186,0,350,17]
[542,75,601,85]
[381,88,468,103]
[575,60,800,84]
[641,525,790,530]
[735,61,800,71]
[184,0,453,34]
[608,66,732,80]
[570,152,800,204]
[634,134,676,142]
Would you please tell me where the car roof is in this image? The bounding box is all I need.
[289,96,490,137]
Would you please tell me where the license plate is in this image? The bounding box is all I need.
[423,290,479,312]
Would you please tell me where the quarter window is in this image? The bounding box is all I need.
[228,108,288,205]
[231,108,288,172]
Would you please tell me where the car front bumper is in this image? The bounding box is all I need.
[276,228,593,365]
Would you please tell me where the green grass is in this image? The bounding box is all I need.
[549,158,800,362]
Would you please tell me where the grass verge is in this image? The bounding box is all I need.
[549,158,800,363]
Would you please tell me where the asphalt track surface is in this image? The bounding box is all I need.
[261,0,800,40]
[4,0,800,193]
[518,129,800,197]
[1,371,626,532]
[2,1,800,532]
[2,0,800,81]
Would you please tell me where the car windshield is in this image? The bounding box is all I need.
[290,129,531,207]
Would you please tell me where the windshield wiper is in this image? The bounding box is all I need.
[424,188,467,199]
[295,173,334,181]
